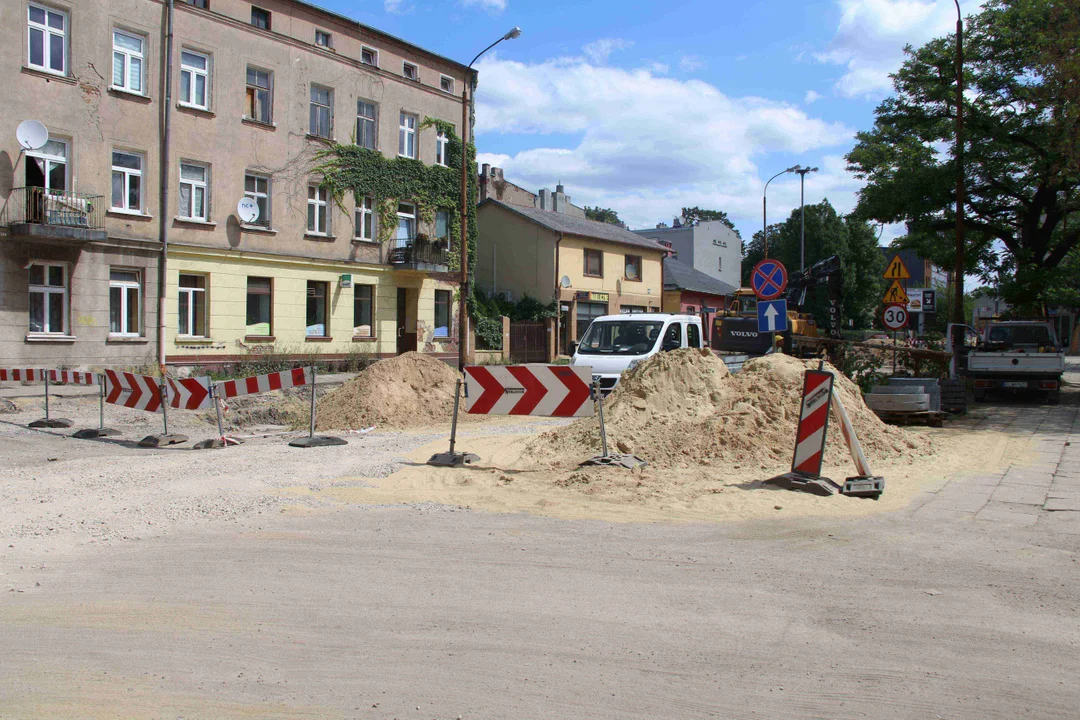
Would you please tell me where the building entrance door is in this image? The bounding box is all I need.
[396,287,417,354]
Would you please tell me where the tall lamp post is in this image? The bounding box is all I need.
[795,165,818,271]
[951,0,965,347]
[458,27,522,372]
[763,166,798,257]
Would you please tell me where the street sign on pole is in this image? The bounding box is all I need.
[883,254,911,280]
[883,303,909,330]
[758,298,788,333]
[882,280,910,305]
[751,259,788,300]
[922,289,937,313]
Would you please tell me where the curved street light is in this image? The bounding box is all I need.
[458,27,522,372]
[763,166,798,258]
[795,165,819,271]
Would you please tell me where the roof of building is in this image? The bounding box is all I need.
[663,258,738,296]
[478,199,667,252]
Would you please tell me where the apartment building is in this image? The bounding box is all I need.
[632,220,742,291]
[0,0,470,369]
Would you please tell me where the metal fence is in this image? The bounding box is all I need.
[1,187,105,229]
[387,236,449,267]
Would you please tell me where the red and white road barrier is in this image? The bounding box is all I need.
[167,375,213,410]
[0,369,48,383]
[830,393,873,478]
[104,370,163,413]
[216,367,311,399]
[791,369,835,478]
[464,365,593,417]
[49,370,98,385]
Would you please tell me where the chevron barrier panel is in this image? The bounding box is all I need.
[464,365,594,417]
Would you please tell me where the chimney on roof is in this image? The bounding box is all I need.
[553,184,568,214]
[479,164,492,201]
[673,217,682,228]
[538,188,551,211]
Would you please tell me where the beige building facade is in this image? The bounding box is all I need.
[1,0,470,369]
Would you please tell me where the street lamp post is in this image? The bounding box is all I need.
[763,166,798,258]
[458,27,521,373]
[794,166,818,271]
[951,0,965,348]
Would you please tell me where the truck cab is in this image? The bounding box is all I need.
[569,313,704,393]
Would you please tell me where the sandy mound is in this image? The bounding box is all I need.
[316,352,460,430]
[525,349,932,470]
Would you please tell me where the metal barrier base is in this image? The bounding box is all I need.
[289,435,347,448]
[138,433,188,448]
[580,453,647,470]
[193,436,243,450]
[427,451,480,467]
[72,427,120,439]
[764,471,842,496]
[840,476,885,499]
[29,418,73,429]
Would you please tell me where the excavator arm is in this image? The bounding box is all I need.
[784,255,843,339]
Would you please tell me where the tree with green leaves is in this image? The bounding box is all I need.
[846,0,1080,309]
[584,206,622,225]
[680,207,741,238]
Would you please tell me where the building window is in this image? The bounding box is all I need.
[624,254,642,281]
[435,210,450,247]
[434,290,451,337]
[307,184,329,234]
[439,75,454,94]
[180,0,208,8]
[180,50,209,109]
[250,6,270,30]
[718,257,723,271]
[396,202,415,241]
[112,30,144,94]
[309,86,332,138]
[584,248,603,277]
[28,4,66,75]
[306,280,328,337]
[435,131,449,167]
[356,100,377,150]
[398,113,416,158]
[576,302,608,341]
[246,277,272,336]
[361,46,378,67]
[178,274,207,337]
[354,195,375,241]
[178,162,209,221]
[109,269,141,337]
[403,62,418,81]
[244,172,270,226]
[28,263,67,334]
[315,29,332,48]
[353,285,373,336]
[245,67,272,124]
[26,139,67,191]
[111,151,143,212]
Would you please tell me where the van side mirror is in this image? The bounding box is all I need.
[568,341,578,356]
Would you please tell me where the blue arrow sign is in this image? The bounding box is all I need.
[758,299,788,333]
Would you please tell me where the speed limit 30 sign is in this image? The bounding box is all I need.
[883,303,908,330]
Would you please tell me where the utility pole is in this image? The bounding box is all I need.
[795,166,818,271]
[951,0,965,354]
[763,166,798,259]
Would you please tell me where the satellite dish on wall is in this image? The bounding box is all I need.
[625,263,639,280]
[236,197,260,224]
[16,120,49,151]
[559,275,572,289]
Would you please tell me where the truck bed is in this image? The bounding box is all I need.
[967,352,1064,375]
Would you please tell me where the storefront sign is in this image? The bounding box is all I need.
[575,291,609,303]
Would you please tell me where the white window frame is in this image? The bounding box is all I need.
[178,273,207,337]
[354,195,375,241]
[435,209,450,248]
[315,29,332,48]
[109,269,142,337]
[356,100,377,150]
[360,46,378,67]
[309,85,333,139]
[111,29,145,94]
[179,48,210,110]
[244,172,271,227]
[178,162,209,221]
[398,113,417,159]
[27,3,66,76]
[26,138,68,191]
[245,66,273,124]
[307,184,329,235]
[250,6,270,30]
[111,150,143,213]
[396,201,416,241]
[435,131,449,167]
[402,61,418,81]
[28,262,68,335]
[439,75,454,94]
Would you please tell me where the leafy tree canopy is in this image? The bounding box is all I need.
[846,0,1080,308]
[584,206,623,225]
[680,207,742,238]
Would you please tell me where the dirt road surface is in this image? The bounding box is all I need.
[1,381,1079,718]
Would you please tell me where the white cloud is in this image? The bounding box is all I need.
[642,61,670,75]
[462,0,507,11]
[679,54,706,72]
[384,0,409,13]
[473,55,856,233]
[805,90,823,104]
[582,38,634,65]
[818,0,986,98]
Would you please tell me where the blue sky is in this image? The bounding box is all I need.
[322,0,983,240]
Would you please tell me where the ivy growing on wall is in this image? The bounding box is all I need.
[314,118,478,277]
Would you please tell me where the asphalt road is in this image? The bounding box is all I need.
[1,395,1078,718]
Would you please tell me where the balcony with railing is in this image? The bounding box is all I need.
[1,187,107,242]
[386,234,450,272]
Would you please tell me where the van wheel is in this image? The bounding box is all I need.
[1047,390,1060,406]
[973,389,987,402]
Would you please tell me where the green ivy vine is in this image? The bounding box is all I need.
[314,118,478,276]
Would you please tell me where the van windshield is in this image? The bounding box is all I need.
[579,320,664,355]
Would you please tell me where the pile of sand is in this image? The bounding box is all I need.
[316,352,460,430]
[524,349,932,470]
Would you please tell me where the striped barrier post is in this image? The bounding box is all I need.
[74,373,121,439]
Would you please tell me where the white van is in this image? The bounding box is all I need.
[569,313,705,393]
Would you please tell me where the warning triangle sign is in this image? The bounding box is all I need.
[882,280,909,305]
[883,254,911,280]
